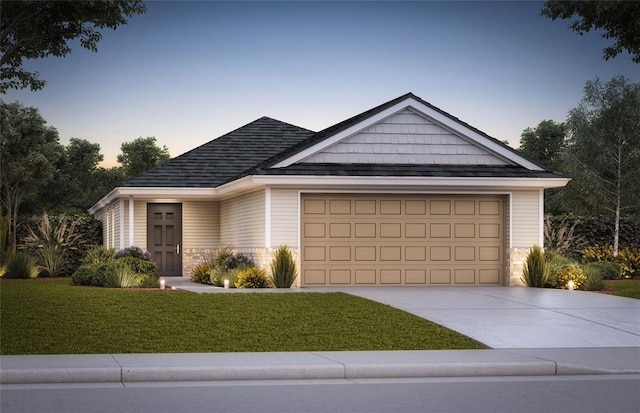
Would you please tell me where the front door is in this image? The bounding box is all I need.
[147,203,182,276]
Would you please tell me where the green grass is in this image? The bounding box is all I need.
[0,279,485,355]
[603,279,640,299]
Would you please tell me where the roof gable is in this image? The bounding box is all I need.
[301,108,511,166]
[268,93,543,171]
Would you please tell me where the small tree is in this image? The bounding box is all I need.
[270,245,298,288]
[521,245,549,288]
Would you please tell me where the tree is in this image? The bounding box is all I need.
[117,137,171,178]
[1,0,146,92]
[563,76,640,255]
[518,120,567,170]
[541,1,640,63]
[0,101,64,255]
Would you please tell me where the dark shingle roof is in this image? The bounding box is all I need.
[254,164,567,179]
[120,117,314,187]
[118,93,565,189]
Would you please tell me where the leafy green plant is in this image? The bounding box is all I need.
[20,212,84,277]
[236,267,272,288]
[270,245,297,288]
[549,263,587,290]
[83,247,115,265]
[582,260,622,280]
[582,245,640,278]
[72,263,111,286]
[191,248,255,286]
[115,256,158,276]
[544,215,586,258]
[4,252,39,279]
[104,263,139,288]
[138,273,160,288]
[581,264,606,291]
[521,245,549,288]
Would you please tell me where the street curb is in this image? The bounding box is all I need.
[2,349,638,385]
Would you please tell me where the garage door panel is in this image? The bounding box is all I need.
[301,194,503,286]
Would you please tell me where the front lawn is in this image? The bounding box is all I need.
[0,279,485,355]
[602,279,640,300]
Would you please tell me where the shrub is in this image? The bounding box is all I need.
[114,246,152,261]
[544,216,586,259]
[20,212,85,277]
[83,247,115,265]
[581,264,606,291]
[138,273,160,288]
[191,262,214,285]
[115,256,158,277]
[210,265,247,288]
[583,260,622,280]
[270,245,297,288]
[72,263,111,286]
[581,245,640,278]
[19,212,101,275]
[521,245,548,288]
[235,267,272,288]
[104,263,139,288]
[548,263,587,290]
[4,252,39,279]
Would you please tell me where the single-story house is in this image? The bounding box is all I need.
[89,93,569,287]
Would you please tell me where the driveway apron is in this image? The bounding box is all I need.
[323,287,640,348]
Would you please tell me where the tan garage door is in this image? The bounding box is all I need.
[301,193,504,286]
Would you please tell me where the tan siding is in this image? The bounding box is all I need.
[303,108,509,165]
[113,200,122,250]
[221,190,265,248]
[511,190,540,248]
[183,201,220,249]
[134,201,146,249]
[270,188,299,248]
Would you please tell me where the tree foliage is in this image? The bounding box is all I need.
[0,101,64,254]
[518,120,567,170]
[562,76,640,254]
[541,1,640,63]
[117,137,171,178]
[1,0,147,92]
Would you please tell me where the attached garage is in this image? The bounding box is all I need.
[301,193,504,286]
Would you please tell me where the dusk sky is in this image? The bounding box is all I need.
[3,1,639,167]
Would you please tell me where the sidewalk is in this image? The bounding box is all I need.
[2,348,639,385]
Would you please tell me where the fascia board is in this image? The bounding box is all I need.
[249,175,571,189]
[272,97,543,171]
[88,187,217,214]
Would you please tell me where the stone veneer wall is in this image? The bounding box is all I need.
[506,248,529,286]
[183,247,302,287]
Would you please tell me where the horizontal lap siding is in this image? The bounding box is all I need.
[511,190,541,248]
[183,201,220,249]
[221,190,265,248]
[270,188,299,248]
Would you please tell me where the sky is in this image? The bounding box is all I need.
[3,0,639,167]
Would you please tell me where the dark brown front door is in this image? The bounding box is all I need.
[147,203,182,276]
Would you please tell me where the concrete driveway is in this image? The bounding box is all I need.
[323,287,640,349]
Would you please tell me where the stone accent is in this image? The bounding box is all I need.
[507,248,530,286]
[183,247,302,287]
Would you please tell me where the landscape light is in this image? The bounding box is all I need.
[224,279,230,289]
[160,279,166,290]
[567,280,575,291]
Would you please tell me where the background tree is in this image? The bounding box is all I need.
[518,119,567,170]
[562,75,640,255]
[117,137,171,178]
[0,101,64,255]
[541,1,640,63]
[1,0,146,92]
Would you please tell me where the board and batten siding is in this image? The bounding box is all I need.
[183,201,220,249]
[303,108,510,165]
[269,188,299,248]
[510,190,542,248]
[221,189,265,248]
